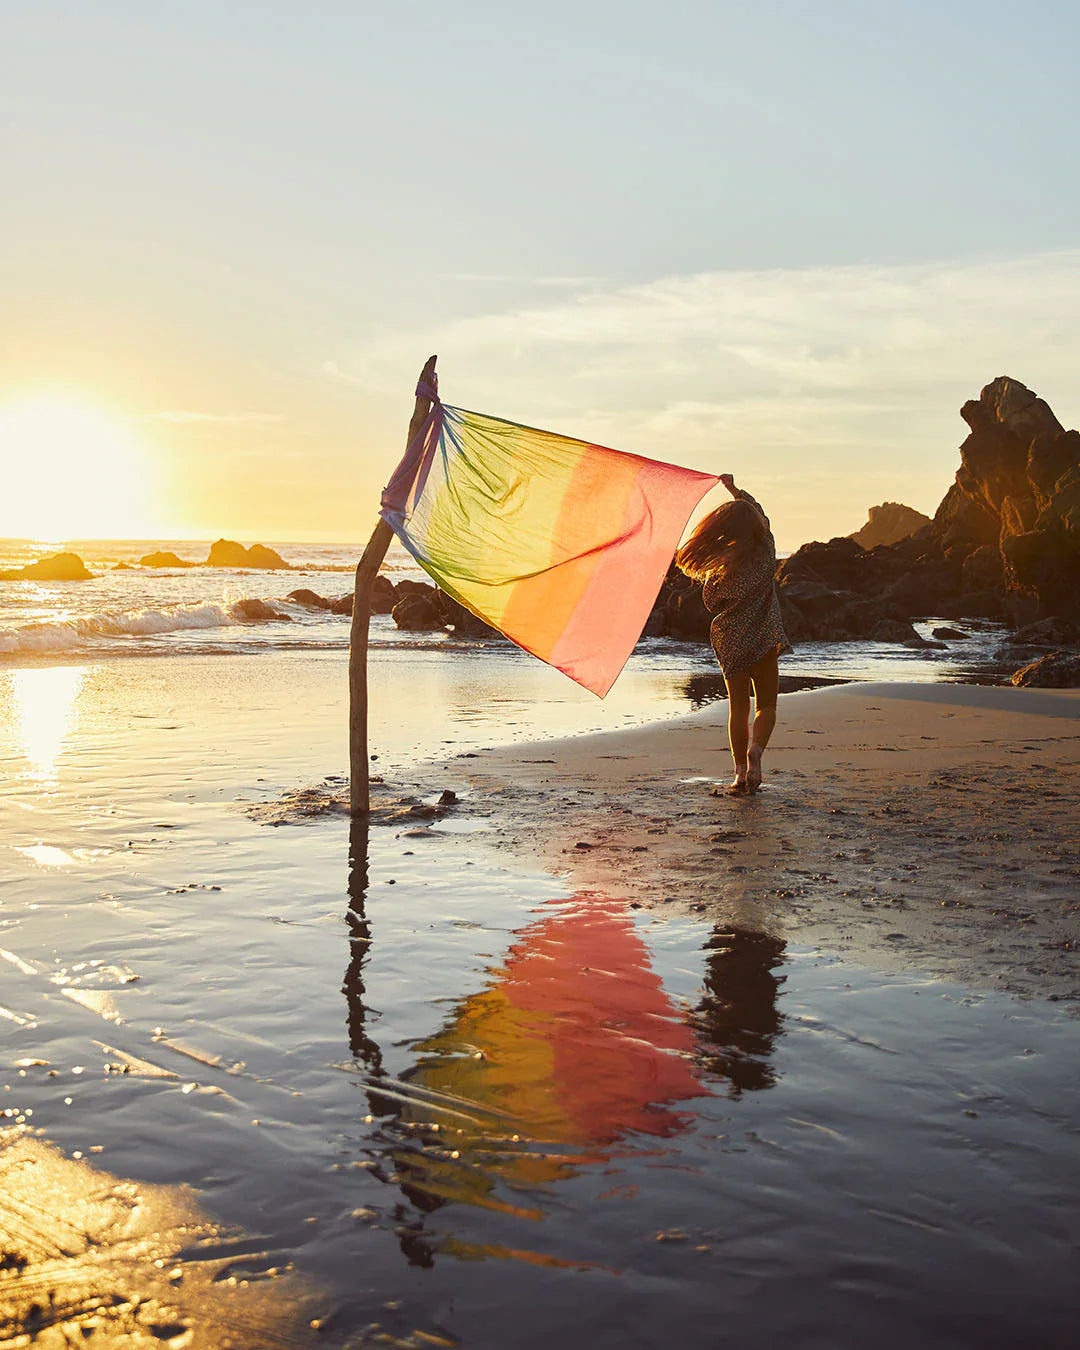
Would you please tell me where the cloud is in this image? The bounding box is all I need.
[439,274,608,288]
[333,250,1080,547]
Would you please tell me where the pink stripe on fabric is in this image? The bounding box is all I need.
[549,461,719,696]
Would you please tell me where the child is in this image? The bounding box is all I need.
[676,474,790,794]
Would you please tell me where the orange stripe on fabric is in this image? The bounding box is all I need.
[496,445,641,658]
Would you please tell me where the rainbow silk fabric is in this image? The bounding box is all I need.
[380,396,719,697]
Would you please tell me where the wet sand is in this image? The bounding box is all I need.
[449,682,1080,1005]
[2,657,1079,1348]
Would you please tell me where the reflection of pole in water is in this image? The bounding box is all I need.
[343,817,383,1075]
[342,818,440,1267]
[691,927,785,1095]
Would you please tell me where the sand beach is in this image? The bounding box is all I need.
[2,647,1078,1349]
[453,681,1080,1002]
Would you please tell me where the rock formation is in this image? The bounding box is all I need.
[934,378,1080,622]
[206,539,289,569]
[389,582,499,638]
[1009,616,1080,646]
[1010,651,1080,687]
[0,551,92,581]
[769,378,1079,642]
[287,588,332,609]
[370,576,397,614]
[140,551,195,568]
[391,585,444,630]
[849,502,930,548]
[231,598,291,623]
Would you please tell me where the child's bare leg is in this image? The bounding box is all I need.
[746,651,780,792]
[725,670,752,789]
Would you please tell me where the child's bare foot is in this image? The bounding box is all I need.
[729,775,748,795]
[746,746,763,792]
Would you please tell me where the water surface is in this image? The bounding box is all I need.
[1,654,1076,1348]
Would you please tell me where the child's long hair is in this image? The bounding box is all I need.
[676,499,771,581]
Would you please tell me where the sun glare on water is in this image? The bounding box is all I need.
[0,397,156,540]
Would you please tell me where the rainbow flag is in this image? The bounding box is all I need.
[381,390,719,697]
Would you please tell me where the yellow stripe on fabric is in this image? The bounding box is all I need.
[418,410,598,632]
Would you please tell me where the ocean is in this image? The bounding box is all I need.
[0,536,1012,691]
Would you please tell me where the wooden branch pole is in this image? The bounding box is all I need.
[349,356,437,815]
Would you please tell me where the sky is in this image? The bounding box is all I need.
[2,0,1079,549]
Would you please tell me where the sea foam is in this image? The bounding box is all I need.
[0,599,299,656]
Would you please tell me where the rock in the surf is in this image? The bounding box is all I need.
[1009,616,1080,647]
[140,551,195,568]
[232,598,292,623]
[0,551,93,581]
[287,589,331,609]
[391,586,444,630]
[206,539,289,569]
[1010,651,1080,687]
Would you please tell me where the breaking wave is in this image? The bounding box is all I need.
[0,598,310,656]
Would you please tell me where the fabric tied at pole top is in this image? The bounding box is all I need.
[380,380,719,697]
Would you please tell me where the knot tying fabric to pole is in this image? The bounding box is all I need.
[380,386,719,697]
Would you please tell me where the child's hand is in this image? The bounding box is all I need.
[719,473,736,492]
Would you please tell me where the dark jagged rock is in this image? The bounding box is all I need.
[870,619,925,644]
[287,588,331,609]
[1010,616,1080,647]
[246,543,289,569]
[139,551,195,568]
[393,578,433,598]
[636,566,712,642]
[1010,651,1080,687]
[850,502,930,549]
[946,379,1078,620]
[960,543,1004,592]
[766,378,1079,643]
[0,551,93,581]
[389,582,500,637]
[934,589,1007,620]
[206,539,289,569]
[391,587,443,630]
[438,593,500,638]
[232,598,292,623]
[371,575,397,614]
[662,587,713,641]
[325,575,396,618]
[932,626,967,640]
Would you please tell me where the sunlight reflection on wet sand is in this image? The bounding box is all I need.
[0,1126,322,1347]
[4,665,85,780]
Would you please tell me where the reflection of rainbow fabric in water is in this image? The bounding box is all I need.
[387,896,708,1209]
[381,400,719,696]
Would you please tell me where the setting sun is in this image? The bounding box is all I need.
[0,397,157,540]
